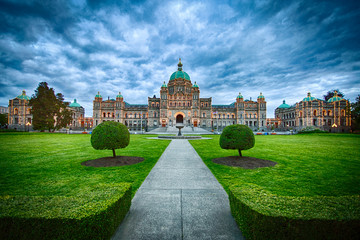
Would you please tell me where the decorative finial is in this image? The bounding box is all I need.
[74,99,76,102]
[260,92,263,95]
[22,90,26,95]
[98,91,100,95]
[307,92,311,97]
[283,100,286,104]
[178,58,183,70]
[334,90,338,96]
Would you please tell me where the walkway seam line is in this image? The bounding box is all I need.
[181,188,184,240]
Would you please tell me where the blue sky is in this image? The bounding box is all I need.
[1,0,359,117]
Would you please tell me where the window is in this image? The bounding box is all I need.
[314,110,317,116]
[203,112,206,118]
[103,112,106,117]
[134,113,137,118]
[14,108,18,115]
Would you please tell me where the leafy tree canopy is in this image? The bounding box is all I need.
[351,94,360,131]
[0,113,7,126]
[91,121,130,157]
[219,124,255,157]
[29,82,72,132]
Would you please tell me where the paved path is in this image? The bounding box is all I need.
[111,139,244,240]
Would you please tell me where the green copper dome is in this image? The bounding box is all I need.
[192,81,199,88]
[237,92,243,99]
[69,99,81,108]
[16,90,30,100]
[302,92,316,102]
[328,91,344,103]
[169,58,191,81]
[95,92,102,98]
[161,81,167,88]
[278,100,290,109]
[258,92,265,99]
[116,92,123,98]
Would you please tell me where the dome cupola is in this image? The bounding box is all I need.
[69,99,81,108]
[327,90,344,103]
[237,92,243,99]
[16,90,30,100]
[278,100,290,109]
[169,58,191,81]
[302,92,316,102]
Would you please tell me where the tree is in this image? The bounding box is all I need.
[91,121,130,157]
[219,124,255,157]
[351,94,360,131]
[323,89,344,101]
[54,93,73,130]
[29,82,72,132]
[0,113,7,126]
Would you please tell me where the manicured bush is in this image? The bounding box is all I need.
[298,126,327,134]
[91,121,130,157]
[219,124,255,156]
[229,184,360,240]
[0,183,132,240]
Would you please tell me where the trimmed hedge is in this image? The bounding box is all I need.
[0,183,132,240]
[229,184,360,240]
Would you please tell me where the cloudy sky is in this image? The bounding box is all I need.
[1,0,359,117]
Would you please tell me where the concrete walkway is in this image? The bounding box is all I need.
[111,139,244,240]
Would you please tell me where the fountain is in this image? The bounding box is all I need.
[176,123,184,136]
[157,114,201,139]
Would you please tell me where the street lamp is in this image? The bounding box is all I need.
[26,122,31,132]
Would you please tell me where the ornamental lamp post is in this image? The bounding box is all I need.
[26,122,31,132]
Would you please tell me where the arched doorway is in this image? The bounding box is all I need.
[176,114,183,124]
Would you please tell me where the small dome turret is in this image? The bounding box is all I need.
[258,92,265,99]
[161,81,167,88]
[192,81,199,88]
[69,99,81,108]
[278,100,290,109]
[327,90,344,103]
[116,92,123,98]
[16,90,30,100]
[302,92,316,102]
[237,92,243,99]
[95,92,102,98]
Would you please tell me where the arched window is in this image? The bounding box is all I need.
[341,110,345,116]
[205,103,208,107]
[254,114,257,118]
[156,103,159,107]
[107,112,111,118]
[299,111,303,117]
[134,113,137,118]
[201,103,204,107]
[14,108,18,115]
[313,110,317,116]
[125,113,128,118]
[323,110,326,116]
[203,112,206,118]
[103,112,106,118]
[174,102,177,107]
[154,112,157,118]
[328,110,332,116]
[112,113,115,118]
[227,114,230,119]
[223,114,225,118]
[249,114,252,119]
[151,103,155,107]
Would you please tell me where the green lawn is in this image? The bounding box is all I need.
[190,134,360,197]
[0,132,170,198]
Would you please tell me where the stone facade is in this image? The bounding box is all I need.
[8,92,86,131]
[8,90,32,131]
[93,59,267,132]
[274,92,351,132]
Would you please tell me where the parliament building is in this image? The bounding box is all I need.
[93,59,267,132]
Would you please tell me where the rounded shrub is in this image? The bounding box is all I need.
[219,124,255,157]
[91,121,130,157]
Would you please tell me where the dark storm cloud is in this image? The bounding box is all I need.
[0,0,359,117]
